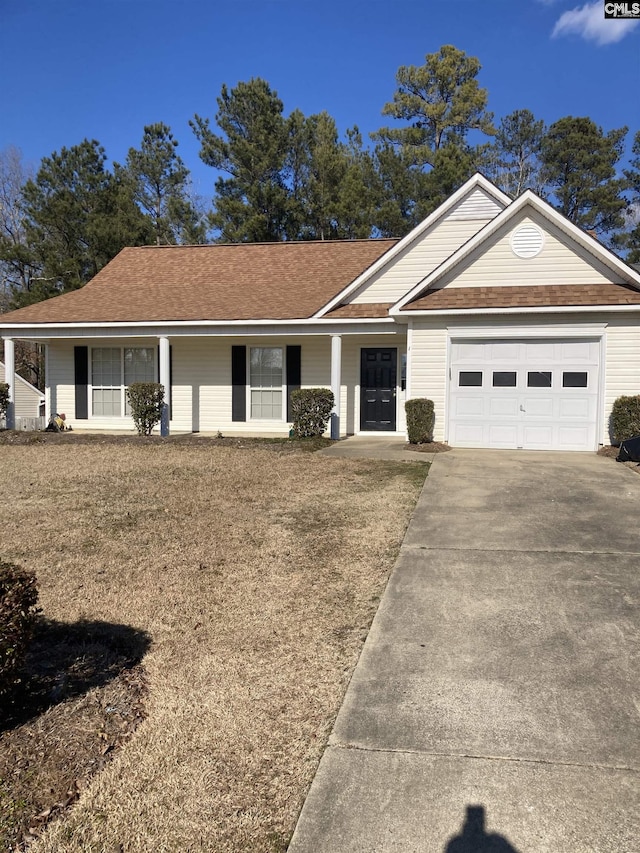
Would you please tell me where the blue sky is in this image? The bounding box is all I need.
[1,0,639,198]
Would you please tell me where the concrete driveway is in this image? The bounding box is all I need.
[288,450,640,853]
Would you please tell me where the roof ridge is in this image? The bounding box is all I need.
[131,237,399,250]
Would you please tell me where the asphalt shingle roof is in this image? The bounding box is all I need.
[0,240,398,324]
[403,283,640,311]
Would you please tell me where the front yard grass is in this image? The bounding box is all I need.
[0,438,427,852]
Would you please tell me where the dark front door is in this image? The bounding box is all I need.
[360,348,397,431]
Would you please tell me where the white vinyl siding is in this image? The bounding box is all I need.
[168,336,333,435]
[446,186,505,220]
[0,362,44,419]
[436,211,623,289]
[603,318,640,443]
[407,323,449,442]
[349,188,503,305]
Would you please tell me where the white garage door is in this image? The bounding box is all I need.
[448,339,600,451]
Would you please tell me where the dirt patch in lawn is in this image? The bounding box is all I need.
[0,441,427,852]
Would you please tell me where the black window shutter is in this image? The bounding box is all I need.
[286,345,301,421]
[231,345,246,422]
[74,346,88,419]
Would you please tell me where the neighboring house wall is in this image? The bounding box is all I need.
[436,211,622,290]
[46,333,408,436]
[348,188,504,304]
[0,361,44,419]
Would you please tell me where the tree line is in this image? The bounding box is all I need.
[1,44,639,316]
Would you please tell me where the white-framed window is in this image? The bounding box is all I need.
[249,346,284,419]
[91,347,156,417]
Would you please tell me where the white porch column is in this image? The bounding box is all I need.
[3,337,15,430]
[159,336,170,437]
[330,334,342,440]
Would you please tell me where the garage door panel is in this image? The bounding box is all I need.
[558,426,593,450]
[522,425,554,447]
[525,342,555,361]
[561,341,594,361]
[448,338,599,451]
[454,396,485,416]
[453,424,487,445]
[456,343,486,360]
[488,397,519,416]
[559,397,590,418]
[488,424,518,447]
[489,342,520,360]
[524,397,554,417]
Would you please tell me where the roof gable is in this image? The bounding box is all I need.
[314,174,510,317]
[393,191,640,313]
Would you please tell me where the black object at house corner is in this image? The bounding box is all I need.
[617,435,640,463]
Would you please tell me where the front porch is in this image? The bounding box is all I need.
[4,330,409,439]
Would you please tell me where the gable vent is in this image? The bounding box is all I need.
[511,224,544,258]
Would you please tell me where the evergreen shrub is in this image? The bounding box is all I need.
[126,382,165,436]
[291,388,334,438]
[405,398,435,444]
[0,383,9,420]
[610,395,640,445]
[0,561,39,696]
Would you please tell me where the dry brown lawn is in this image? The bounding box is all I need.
[0,437,427,852]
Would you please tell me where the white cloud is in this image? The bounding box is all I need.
[552,2,639,44]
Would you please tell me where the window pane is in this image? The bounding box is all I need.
[493,371,517,387]
[92,348,120,387]
[250,347,283,388]
[251,389,282,419]
[459,371,482,387]
[563,371,588,388]
[92,389,121,417]
[528,371,552,388]
[124,347,155,385]
[250,348,283,419]
[92,348,122,416]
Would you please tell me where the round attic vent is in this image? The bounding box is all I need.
[510,224,544,259]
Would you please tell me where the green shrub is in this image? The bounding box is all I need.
[0,561,39,695]
[126,382,165,436]
[405,398,435,444]
[291,388,334,438]
[0,383,9,420]
[610,395,640,445]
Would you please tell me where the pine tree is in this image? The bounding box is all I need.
[13,139,152,307]
[540,117,628,237]
[614,130,640,263]
[123,123,207,245]
[374,45,495,168]
[191,79,291,242]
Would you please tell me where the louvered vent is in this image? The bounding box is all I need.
[510,224,544,258]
